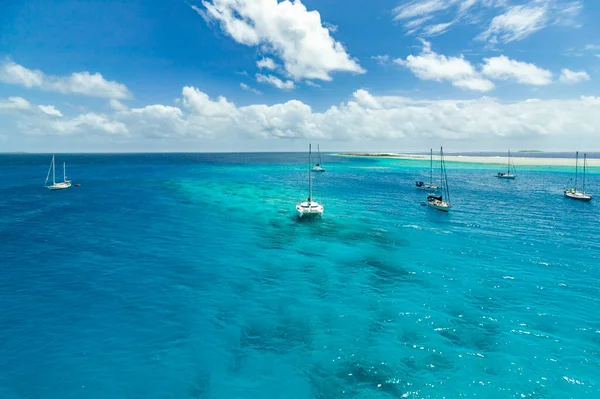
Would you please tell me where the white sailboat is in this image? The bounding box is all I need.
[427,147,451,212]
[564,151,592,201]
[45,155,72,190]
[415,148,438,191]
[496,150,516,179]
[312,144,325,172]
[297,144,324,218]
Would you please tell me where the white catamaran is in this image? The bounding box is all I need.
[312,144,325,172]
[427,147,451,212]
[496,150,517,179]
[564,151,592,201]
[415,148,438,191]
[45,155,72,190]
[297,144,324,218]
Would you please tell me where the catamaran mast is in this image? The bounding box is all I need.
[63,162,66,182]
[507,150,511,174]
[308,144,312,201]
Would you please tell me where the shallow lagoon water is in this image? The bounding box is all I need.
[1,153,599,398]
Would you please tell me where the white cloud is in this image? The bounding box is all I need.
[559,68,590,84]
[353,89,381,109]
[323,22,338,33]
[481,56,552,85]
[195,0,365,81]
[0,96,31,110]
[393,0,581,42]
[393,0,505,37]
[305,81,321,88]
[478,4,548,44]
[584,44,600,51]
[181,86,237,117]
[256,73,295,90]
[478,1,582,44]
[240,82,262,94]
[395,40,494,92]
[117,105,186,138]
[11,103,128,136]
[38,105,63,117]
[372,55,390,65]
[393,0,451,21]
[0,62,43,87]
[7,89,600,147]
[0,60,131,99]
[46,113,129,136]
[256,57,278,70]
[109,99,128,111]
[422,21,456,36]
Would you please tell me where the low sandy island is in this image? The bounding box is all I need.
[338,153,600,167]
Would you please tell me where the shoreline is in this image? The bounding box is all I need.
[337,153,600,167]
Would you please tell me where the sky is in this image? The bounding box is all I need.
[1,0,600,152]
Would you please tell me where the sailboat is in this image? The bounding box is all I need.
[496,150,516,179]
[427,147,451,212]
[312,144,325,172]
[297,144,324,218]
[45,155,72,190]
[415,149,438,191]
[564,151,592,201]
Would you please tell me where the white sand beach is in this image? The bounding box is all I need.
[338,153,600,167]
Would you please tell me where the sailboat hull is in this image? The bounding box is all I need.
[427,201,451,212]
[496,174,516,179]
[564,191,592,201]
[47,182,72,190]
[416,184,438,191]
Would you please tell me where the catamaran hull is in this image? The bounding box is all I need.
[296,203,324,218]
[297,210,323,218]
[496,175,516,179]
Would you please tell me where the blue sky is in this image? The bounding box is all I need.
[1,0,599,152]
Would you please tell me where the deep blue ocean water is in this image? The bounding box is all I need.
[1,153,599,399]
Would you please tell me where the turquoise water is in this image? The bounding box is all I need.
[1,153,599,398]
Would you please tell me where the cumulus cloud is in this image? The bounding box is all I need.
[38,105,63,117]
[0,96,31,110]
[46,113,129,136]
[109,99,128,111]
[195,0,365,81]
[8,89,600,146]
[256,73,295,90]
[395,40,494,92]
[0,60,131,99]
[256,57,278,70]
[481,56,552,85]
[559,68,590,84]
